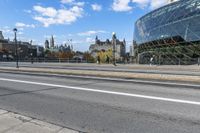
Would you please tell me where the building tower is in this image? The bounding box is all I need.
[0,31,4,40]
[45,40,50,49]
[95,36,99,45]
[50,35,55,48]
[121,38,126,56]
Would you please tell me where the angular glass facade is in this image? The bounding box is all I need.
[134,0,200,45]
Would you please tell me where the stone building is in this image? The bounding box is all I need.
[45,40,50,49]
[0,31,4,40]
[0,31,44,60]
[89,36,126,60]
[44,36,73,53]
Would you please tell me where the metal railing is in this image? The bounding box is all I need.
[138,57,200,65]
[0,58,95,63]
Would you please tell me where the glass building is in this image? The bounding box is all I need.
[134,0,200,65]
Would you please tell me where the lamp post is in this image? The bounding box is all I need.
[31,53,33,64]
[112,32,117,66]
[13,28,19,68]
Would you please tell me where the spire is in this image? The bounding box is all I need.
[123,38,126,43]
[71,45,73,51]
[95,36,99,44]
[30,40,33,45]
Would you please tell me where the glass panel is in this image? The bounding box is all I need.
[134,0,200,45]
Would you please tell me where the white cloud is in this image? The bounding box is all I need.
[33,5,84,27]
[15,22,35,28]
[18,28,24,31]
[86,37,95,43]
[61,0,85,7]
[132,0,149,8]
[0,27,12,34]
[112,0,176,12]
[33,6,57,17]
[75,2,85,7]
[149,0,179,9]
[0,27,15,38]
[112,0,132,12]
[149,0,168,9]
[91,4,102,11]
[61,0,74,4]
[78,30,107,36]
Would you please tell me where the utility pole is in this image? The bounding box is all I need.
[112,32,117,66]
[13,28,19,68]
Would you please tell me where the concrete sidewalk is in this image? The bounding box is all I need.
[0,109,80,133]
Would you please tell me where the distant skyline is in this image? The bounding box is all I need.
[0,0,177,51]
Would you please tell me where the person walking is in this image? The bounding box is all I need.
[97,56,101,64]
[106,55,110,64]
[150,57,154,66]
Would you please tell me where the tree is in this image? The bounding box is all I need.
[58,51,74,59]
[97,49,113,63]
[83,51,95,63]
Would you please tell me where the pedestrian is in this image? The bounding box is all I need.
[123,57,126,64]
[106,55,110,64]
[31,57,33,64]
[97,56,100,64]
[150,57,154,66]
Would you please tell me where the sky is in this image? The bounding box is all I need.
[0,0,175,51]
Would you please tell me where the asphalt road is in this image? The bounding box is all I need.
[1,62,200,76]
[0,72,200,132]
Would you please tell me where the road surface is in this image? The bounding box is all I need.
[0,72,200,132]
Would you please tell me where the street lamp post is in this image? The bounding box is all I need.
[31,53,33,64]
[13,28,19,68]
[112,32,117,66]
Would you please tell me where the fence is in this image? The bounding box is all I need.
[0,58,95,64]
[138,57,200,65]
[1,57,200,66]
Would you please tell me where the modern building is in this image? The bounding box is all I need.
[134,0,200,65]
[89,36,126,60]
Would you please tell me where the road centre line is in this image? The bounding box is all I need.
[0,77,200,106]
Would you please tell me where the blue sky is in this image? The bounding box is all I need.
[0,0,172,51]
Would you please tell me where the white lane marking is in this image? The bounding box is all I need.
[0,77,200,106]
